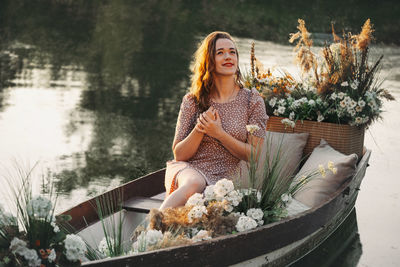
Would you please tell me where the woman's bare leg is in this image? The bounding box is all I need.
[159,168,206,210]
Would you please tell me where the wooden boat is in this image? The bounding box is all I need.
[61,149,371,267]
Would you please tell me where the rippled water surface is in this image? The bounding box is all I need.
[0,1,399,266]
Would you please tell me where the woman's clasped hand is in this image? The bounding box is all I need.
[196,107,223,139]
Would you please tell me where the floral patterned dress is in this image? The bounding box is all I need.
[165,88,268,194]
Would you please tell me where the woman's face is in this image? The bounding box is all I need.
[214,38,238,77]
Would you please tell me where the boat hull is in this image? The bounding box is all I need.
[60,150,371,267]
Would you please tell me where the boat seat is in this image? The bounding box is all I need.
[123,196,164,213]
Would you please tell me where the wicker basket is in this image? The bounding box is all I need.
[266,116,365,159]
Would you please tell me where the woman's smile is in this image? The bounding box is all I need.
[214,38,238,76]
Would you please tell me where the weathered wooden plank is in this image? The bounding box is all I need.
[61,169,165,231]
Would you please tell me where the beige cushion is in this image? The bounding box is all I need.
[237,131,309,188]
[294,139,358,207]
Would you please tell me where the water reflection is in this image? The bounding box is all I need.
[0,1,399,265]
[54,0,198,192]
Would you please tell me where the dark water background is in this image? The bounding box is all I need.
[0,1,399,266]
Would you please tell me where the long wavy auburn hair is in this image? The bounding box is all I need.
[190,31,244,112]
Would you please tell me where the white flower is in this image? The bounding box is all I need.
[203,185,216,201]
[355,106,363,112]
[50,220,60,233]
[341,81,349,87]
[281,193,291,203]
[188,205,208,223]
[299,97,308,103]
[48,249,56,263]
[348,109,356,117]
[246,208,264,222]
[186,193,205,207]
[278,99,286,106]
[308,99,316,106]
[291,100,301,109]
[246,124,260,135]
[214,179,234,198]
[350,80,359,89]
[9,237,27,255]
[27,195,53,218]
[146,230,163,246]
[355,117,363,125]
[281,118,295,128]
[349,100,357,109]
[277,106,286,114]
[225,190,243,207]
[273,109,279,116]
[338,92,345,99]
[192,230,212,242]
[222,199,234,212]
[64,234,86,262]
[340,100,346,108]
[98,237,112,256]
[268,97,277,108]
[289,112,295,120]
[358,99,366,107]
[344,96,352,104]
[330,93,337,100]
[9,239,41,267]
[236,216,258,232]
[22,248,41,267]
[317,114,324,122]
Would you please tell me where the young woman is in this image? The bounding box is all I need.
[159,31,268,210]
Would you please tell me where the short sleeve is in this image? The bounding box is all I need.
[248,88,269,138]
[174,93,199,143]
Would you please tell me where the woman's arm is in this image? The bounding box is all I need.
[173,106,216,161]
[173,124,204,161]
[217,129,263,161]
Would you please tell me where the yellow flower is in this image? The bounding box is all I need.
[327,161,337,174]
[319,164,326,178]
[299,175,307,185]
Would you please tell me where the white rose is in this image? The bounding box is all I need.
[186,193,205,206]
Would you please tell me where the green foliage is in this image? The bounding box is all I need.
[85,189,130,260]
[0,162,81,267]
[240,133,317,224]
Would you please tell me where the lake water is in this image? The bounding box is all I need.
[0,2,399,266]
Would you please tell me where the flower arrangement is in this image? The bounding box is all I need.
[246,19,395,127]
[130,128,336,254]
[131,178,273,254]
[0,199,86,267]
[0,165,86,266]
